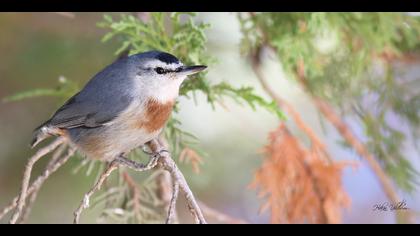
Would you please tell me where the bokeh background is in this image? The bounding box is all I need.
[0,12,419,224]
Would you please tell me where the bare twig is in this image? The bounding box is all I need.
[115,155,159,172]
[122,167,181,224]
[82,154,160,223]
[73,161,118,224]
[122,155,238,224]
[1,144,74,222]
[17,189,38,224]
[165,180,179,224]
[198,200,249,224]
[117,142,206,224]
[17,144,68,223]
[9,137,65,224]
[157,137,240,224]
[154,169,178,224]
[0,201,15,221]
[147,139,207,224]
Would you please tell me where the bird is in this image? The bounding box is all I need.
[30,50,207,162]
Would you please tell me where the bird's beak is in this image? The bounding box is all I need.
[179,65,207,76]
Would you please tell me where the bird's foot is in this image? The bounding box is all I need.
[142,146,169,158]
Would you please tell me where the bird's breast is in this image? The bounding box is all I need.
[136,99,175,132]
[70,98,175,161]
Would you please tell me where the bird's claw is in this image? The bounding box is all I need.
[151,149,169,159]
[142,146,169,158]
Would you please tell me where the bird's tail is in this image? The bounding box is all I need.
[30,122,52,148]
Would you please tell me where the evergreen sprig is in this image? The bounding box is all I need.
[239,12,420,192]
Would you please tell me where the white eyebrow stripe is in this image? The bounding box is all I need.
[143,60,183,70]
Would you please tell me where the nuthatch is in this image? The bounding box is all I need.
[31,50,207,161]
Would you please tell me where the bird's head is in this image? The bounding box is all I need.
[130,50,207,103]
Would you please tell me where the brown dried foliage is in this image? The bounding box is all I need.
[179,147,204,174]
[250,124,351,224]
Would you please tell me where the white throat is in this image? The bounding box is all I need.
[151,78,183,103]
[135,74,186,103]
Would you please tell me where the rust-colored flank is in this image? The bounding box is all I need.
[140,99,174,132]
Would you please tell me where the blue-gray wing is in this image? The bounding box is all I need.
[45,58,136,129]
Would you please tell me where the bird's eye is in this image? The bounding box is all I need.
[155,67,165,74]
[175,67,182,72]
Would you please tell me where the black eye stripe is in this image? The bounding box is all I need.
[155,67,182,74]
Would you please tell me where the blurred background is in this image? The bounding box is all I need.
[0,12,419,224]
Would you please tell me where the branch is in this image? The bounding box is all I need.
[18,144,68,223]
[0,143,74,222]
[198,200,249,224]
[9,137,66,224]
[147,139,207,224]
[152,168,179,224]
[165,180,179,224]
[73,161,119,224]
[124,140,242,224]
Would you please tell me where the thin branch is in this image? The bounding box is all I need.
[147,139,207,224]
[122,169,183,224]
[24,146,75,221]
[157,137,243,224]
[154,137,179,224]
[165,180,179,224]
[153,169,179,224]
[198,200,249,224]
[73,153,162,224]
[115,155,159,172]
[73,161,118,224]
[123,158,239,224]
[17,188,38,224]
[9,137,65,224]
[17,144,68,223]
[0,144,74,222]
